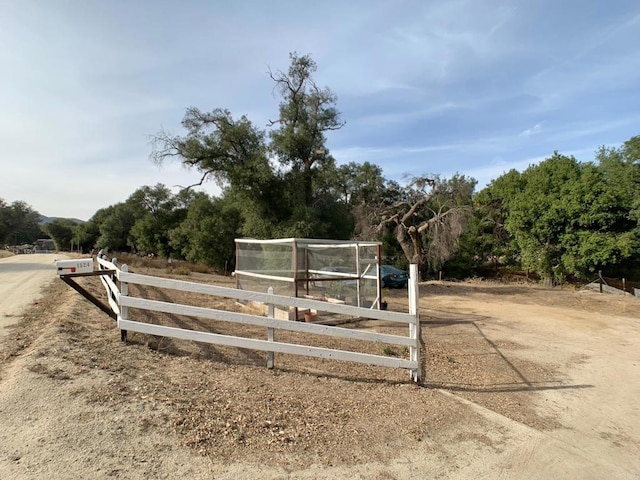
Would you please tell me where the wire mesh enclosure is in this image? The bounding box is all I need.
[234,238,383,318]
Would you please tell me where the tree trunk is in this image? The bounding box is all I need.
[304,161,313,208]
[395,224,422,267]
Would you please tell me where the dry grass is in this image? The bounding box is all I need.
[4,268,606,469]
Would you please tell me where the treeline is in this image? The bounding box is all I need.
[4,53,639,285]
[5,134,640,284]
[0,200,43,245]
[459,136,640,284]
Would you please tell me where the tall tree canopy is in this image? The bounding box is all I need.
[150,52,345,240]
[505,153,582,283]
[472,169,524,268]
[0,200,43,245]
[473,139,640,283]
[169,193,241,269]
[268,52,345,208]
[42,218,77,251]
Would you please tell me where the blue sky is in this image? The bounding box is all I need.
[1,0,639,220]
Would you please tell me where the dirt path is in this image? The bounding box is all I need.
[0,253,66,339]
[0,261,638,479]
[421,284,640,478]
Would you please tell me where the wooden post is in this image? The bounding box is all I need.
[266,287,275,369]
[304,248,310,296]
[235,242,239,290]
[623,278,626,293]
[408,264,422,384]
[292,239,299,320]
[599,270,603,293]
[119,264,129,342]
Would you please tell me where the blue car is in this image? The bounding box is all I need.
[380,265,409,288]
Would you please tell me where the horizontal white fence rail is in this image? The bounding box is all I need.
[97,257,121,315]
[120,296,415,347]
[118,270,412,324]
[96,257,422,382]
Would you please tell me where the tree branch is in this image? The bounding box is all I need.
[173,169,216,191]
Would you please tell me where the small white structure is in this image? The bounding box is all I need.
[234,238,383,317]
[56,258,94,275]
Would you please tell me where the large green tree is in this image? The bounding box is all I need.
[0,200,43,245]
[151,107,285,240]
[480,142,640,283]
[42,218,77,251]
[150,52,346,240]
[76,207,115,252]
[169,193,241,269]
[97,203,139,252]
[333,161,387,207]
[505,153,582,283]
[0,198,10,244]
[152,108,273,194]
[128,184,193,257]
[472,169,523,268]
[268,52,345,209]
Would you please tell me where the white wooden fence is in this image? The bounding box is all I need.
[97,257,422,383]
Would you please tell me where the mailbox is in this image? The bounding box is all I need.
[56,258,94,275]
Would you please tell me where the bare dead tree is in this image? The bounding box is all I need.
[365,174,475,271]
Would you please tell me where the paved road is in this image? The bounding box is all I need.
[0,254,66,339]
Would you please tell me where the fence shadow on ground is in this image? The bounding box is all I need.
[127,283,266,367]
[425,381,593,394]
[420,282,545,298]
[422,311,593,394]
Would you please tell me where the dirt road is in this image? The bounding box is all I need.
[0,258,639,479]
[0,253,65,339]
[422,284,640,479]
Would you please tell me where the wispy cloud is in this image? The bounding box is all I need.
[353,102,460,127]
[1,0,639,218]
[543,115,640,144]
[520,122,544,137]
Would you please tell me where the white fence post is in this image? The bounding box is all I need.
[266,287,275,369]
[408,264,421,384]
[119,264,129,342]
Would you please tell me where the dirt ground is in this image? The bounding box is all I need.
[0,254,639,479]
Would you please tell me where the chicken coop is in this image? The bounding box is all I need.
[234,238,383,319]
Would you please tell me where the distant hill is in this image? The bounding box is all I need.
[39,216,86,225]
